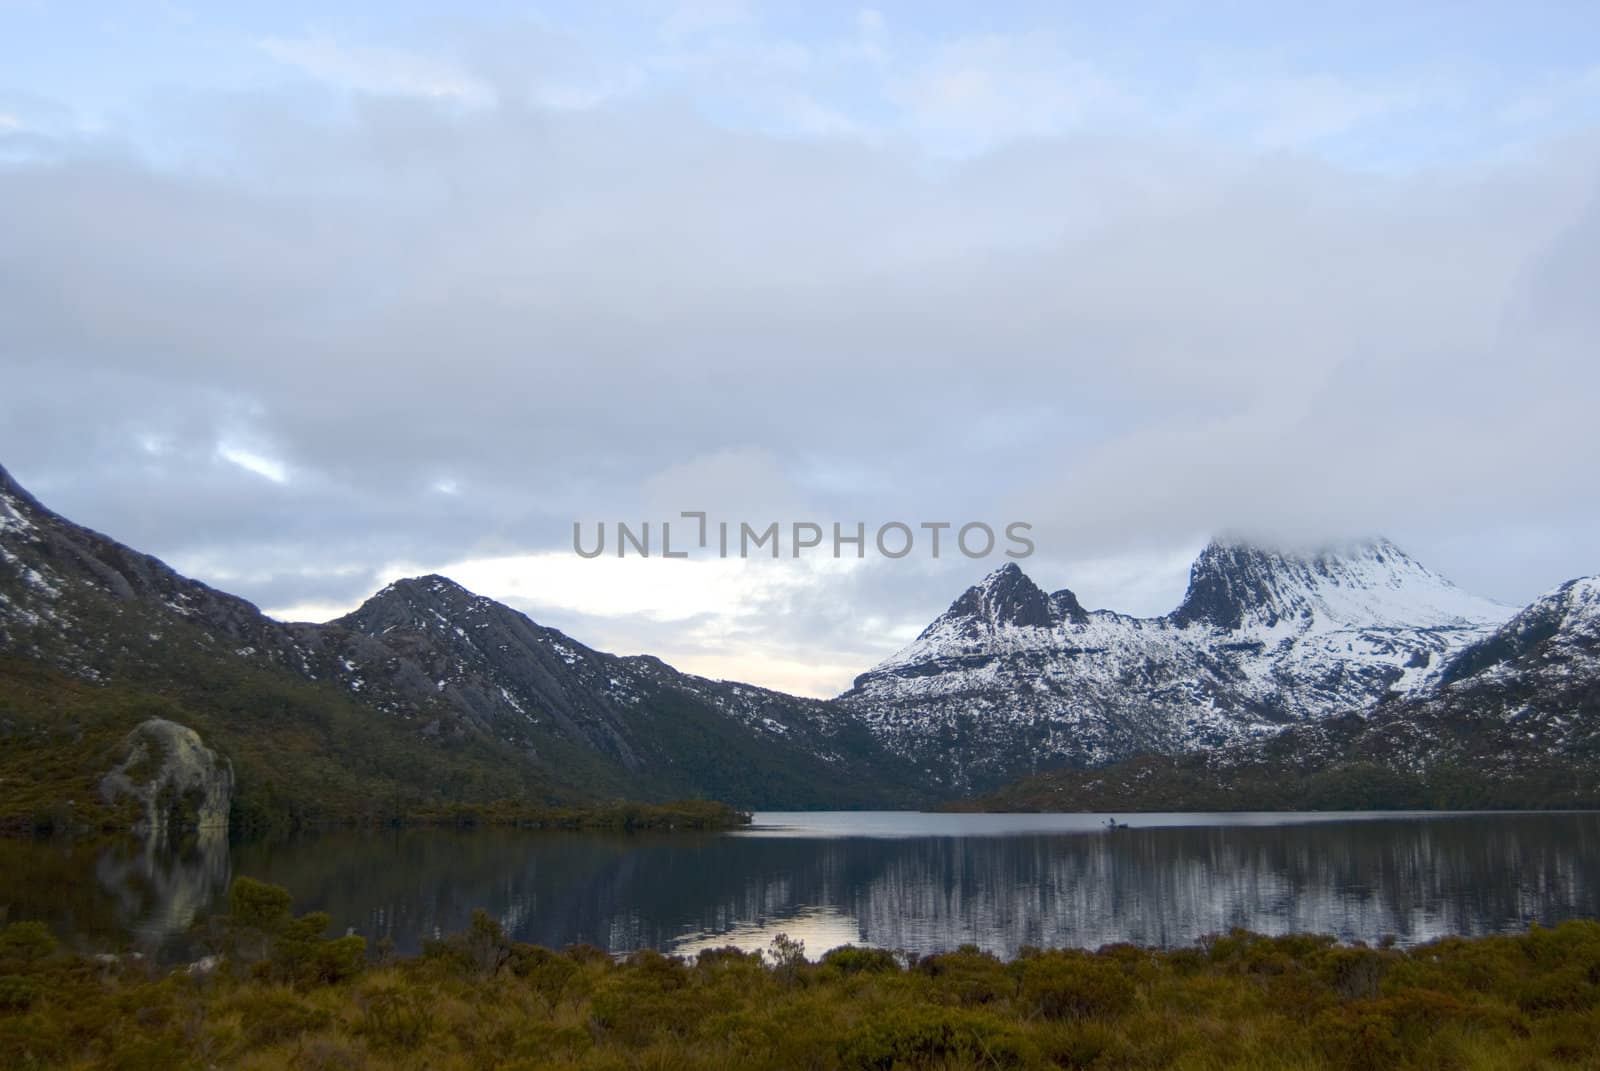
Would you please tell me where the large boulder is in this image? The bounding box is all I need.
[99,719,233,838]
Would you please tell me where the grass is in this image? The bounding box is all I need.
[2,878,1599,1069]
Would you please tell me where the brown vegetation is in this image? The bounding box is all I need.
[3,878,1600,1068]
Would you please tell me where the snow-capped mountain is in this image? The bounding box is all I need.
[967,573,1600,813]
[839,540,1515,790]
[1401,575,1600,754]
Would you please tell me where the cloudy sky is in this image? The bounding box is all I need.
[3,1,1599,696]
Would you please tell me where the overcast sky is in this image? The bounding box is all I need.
[3,2,1599,696]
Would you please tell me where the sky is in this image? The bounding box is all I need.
[3,1,1599,697]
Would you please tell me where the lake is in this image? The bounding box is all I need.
[8,811,1600,963]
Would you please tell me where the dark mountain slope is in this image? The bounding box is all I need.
[0,463,928,821]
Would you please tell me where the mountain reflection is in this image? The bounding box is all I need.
[14,813,1599,960]
[222,814,1600,958]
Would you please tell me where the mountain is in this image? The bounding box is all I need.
[326,573,920,806]
[6,456,1590,824]
[839,541,1514,791]
[0,463,926,830]
[1376,576,1600,766]
[957,575,1600,812]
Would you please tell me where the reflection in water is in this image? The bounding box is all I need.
[0,827,230,960]
[8,812,1599,960]
[94,826,231,949]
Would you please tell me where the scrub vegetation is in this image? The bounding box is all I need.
[0,658,747,838]
[4,878,1600,1069]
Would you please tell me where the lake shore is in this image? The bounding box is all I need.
[8,811,1600,968]
[4,876,1599,1069]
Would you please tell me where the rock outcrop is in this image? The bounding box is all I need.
[99,719,234,838]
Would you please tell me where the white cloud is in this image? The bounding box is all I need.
[216,443,289,484]
[390,552,858,626]
[263,598,360,623]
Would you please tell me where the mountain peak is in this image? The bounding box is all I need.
[338,574,494,634]
[980,561,1025,585]
[1170,536,1509,632]
[924,562,1053,637]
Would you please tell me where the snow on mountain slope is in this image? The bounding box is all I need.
[1239,574,1600,787]
[1172,538,1510,632]
[839,540,1516,791]
[1436,576,1600,688]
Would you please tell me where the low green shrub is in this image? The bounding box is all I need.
[2,881,1600,1070]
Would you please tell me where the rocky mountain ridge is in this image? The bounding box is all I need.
[962,575,1600,811]
[838,541,1516,790]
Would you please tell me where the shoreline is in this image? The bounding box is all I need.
[4,877,1599,1069]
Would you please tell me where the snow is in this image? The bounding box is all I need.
[0,489,36,537]
[842,539,1524,783]
[1221,538,1513,632]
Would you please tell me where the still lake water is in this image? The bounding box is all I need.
[9,811,1600,962]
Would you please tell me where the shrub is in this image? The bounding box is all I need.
[508,942,582,1001]
[1017,953,1137,1021]
[1518,965,1598,1012]
[422,909,511,977]
[0,974,40,1010]
[695,945,764,969]
[589,955,705,1047]
[354,982,433,1050]
[1323,947,1388,1000]
[839,1005,1036,1070]
[1314,1008,1404,1071]
[917,944,1013,1006]
[0,921,55,967]
[766,933,807,984]
[819,945,901,975]
[229,988,332,1046]
[228,877,292,931]
[463,909,511,977]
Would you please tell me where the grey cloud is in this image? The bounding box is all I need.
[1,75,1597,684]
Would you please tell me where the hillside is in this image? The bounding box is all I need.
[0,463,928,833]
